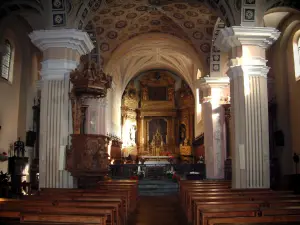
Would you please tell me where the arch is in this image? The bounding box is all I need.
[105,32,204,94]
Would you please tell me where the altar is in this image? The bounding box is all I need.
[140,156,170,165]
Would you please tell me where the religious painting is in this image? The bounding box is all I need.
[148,118,167,145]
[148,86,167,101]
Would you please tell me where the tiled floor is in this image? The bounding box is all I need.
[128,195,188,225]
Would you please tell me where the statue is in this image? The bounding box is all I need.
[14,137,25,157]
[179,124,186,144]
[142,87,148,100]
[168,88,174,101]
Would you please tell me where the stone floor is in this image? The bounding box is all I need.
[128,195,188,225]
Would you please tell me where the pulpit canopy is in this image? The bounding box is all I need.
[70,57,112,98]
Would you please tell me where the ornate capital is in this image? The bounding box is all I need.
[215,26,280,52]
[29,29,94,55]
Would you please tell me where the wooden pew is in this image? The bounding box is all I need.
[36,189,130,217]
[0,198,124,225]
[193,199,300,225]
[201,206,300,225]
[189,193,300,223]
[1,204,115,225]
[207,214,300,225]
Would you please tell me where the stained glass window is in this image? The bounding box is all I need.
[1,40,12,80]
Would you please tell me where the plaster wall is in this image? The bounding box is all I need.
[268,14,300,175]
[0,17,38,173]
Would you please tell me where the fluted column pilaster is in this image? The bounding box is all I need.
[29,29,94,188]
[198,77,229,179]
[215,26,280,188]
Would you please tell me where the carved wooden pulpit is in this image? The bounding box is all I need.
[66,57,113,188]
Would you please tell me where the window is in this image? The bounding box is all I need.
[1,40,13,80]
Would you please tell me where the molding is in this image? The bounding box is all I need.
[228,65,270,79]
[29,29,94,55]
[215,26,281,52]
[40,59,78,80]
[196,76,230,90]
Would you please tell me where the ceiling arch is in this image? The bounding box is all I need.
[0,0,44,29]
[66,0,240,68]
[105,32,202,94]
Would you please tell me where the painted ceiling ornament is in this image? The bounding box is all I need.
[100,43,109,52]
[126,12,138,19]
[193,31,203,40]
[200,43,211,53]
[123,3,136,9]
[112,10,125,16]
[107,30,118,39]
[136,5,148,11]
[174,3,188,9]
[162,5,173,11]
[173,13,184,20]
[184,21,195,29]
[99,8,111,14]
[53,0,63,9]
[186,11,199,17]
[115,20,128,29]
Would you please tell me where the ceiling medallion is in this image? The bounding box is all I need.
[174,3,188,9]
[184,21,195,29]
[126,13,138,19]
[115,20,128,29]
[200,43,211,53]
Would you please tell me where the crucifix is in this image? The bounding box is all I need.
[14,137,25,157]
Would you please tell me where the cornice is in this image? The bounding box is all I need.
[196,76,230,90]
[29,29,94,55]
[215,26,281,52]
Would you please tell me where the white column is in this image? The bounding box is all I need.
[215,26,280,189]
[29,29,94,188]
[198,77,229,179]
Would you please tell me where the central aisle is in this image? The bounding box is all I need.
[128,195,188,225]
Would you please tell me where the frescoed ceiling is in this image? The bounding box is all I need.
[80,0,219,68]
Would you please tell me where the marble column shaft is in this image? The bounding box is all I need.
[229,67,270,188]
[39,79,73,188]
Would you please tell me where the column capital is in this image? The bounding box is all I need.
[228,65,270,80]
[215,26,280,52]
[197,77,230,90]
[29,29,94,55]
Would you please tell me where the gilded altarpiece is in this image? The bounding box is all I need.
[121,70,195,158]
[137,71,177,156]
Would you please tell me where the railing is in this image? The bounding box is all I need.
[108,163,206,179]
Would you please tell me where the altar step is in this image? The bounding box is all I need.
[138,179,178,196]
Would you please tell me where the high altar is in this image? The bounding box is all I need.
[121,70,195,162]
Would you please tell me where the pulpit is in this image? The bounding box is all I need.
[66,58,112,188]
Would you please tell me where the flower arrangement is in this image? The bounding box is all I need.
[172,173,181,183]
[0,152,8,162]
[130,175,138,180]
[165,169,175,179]
[0,171,9,184]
